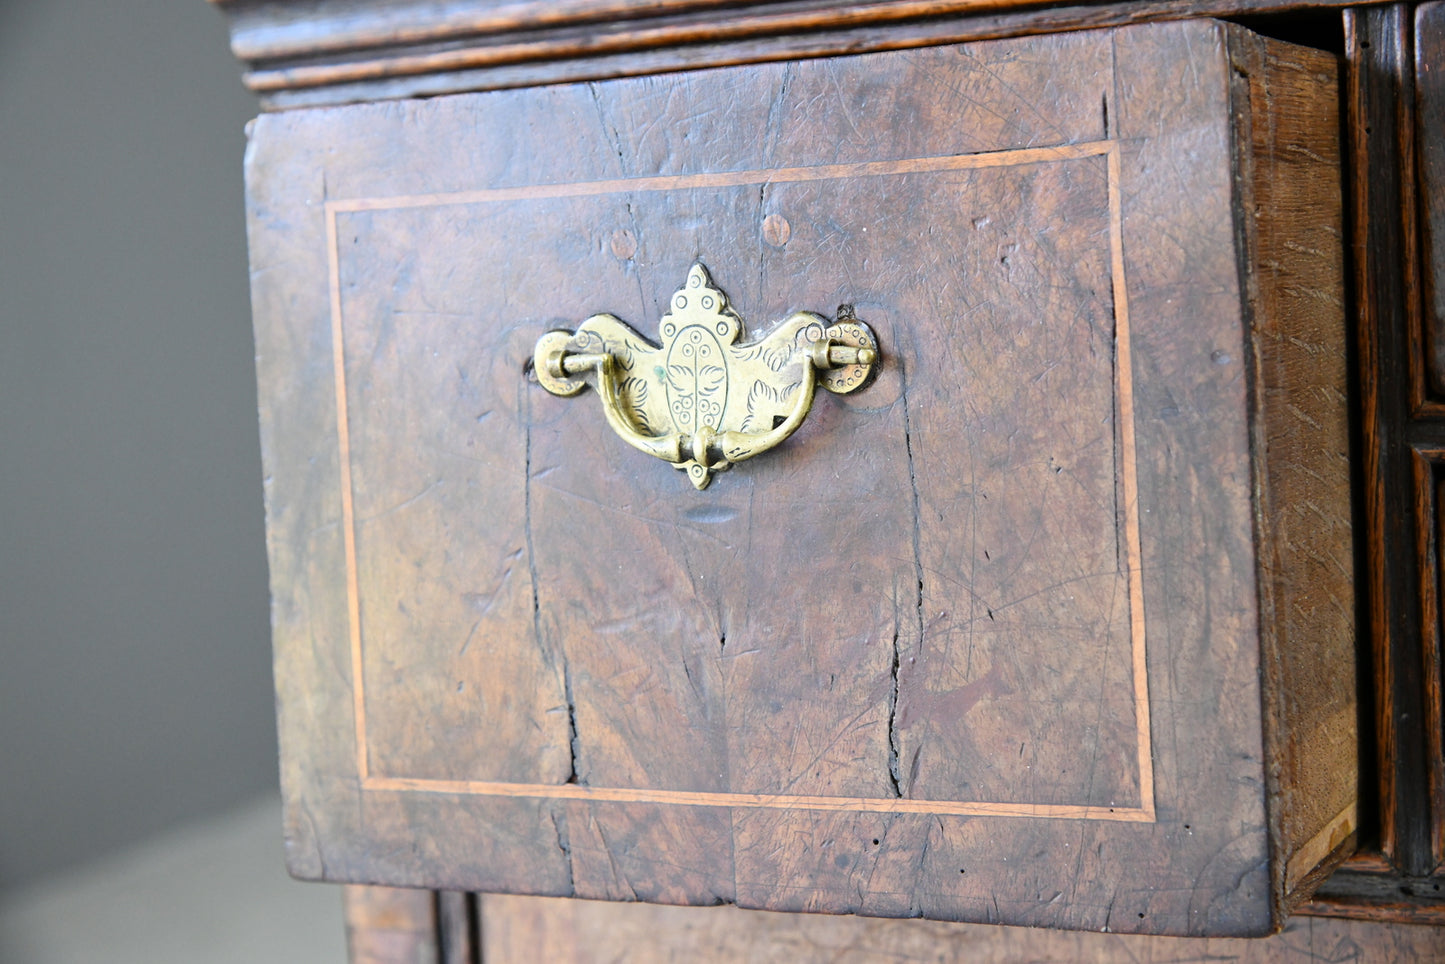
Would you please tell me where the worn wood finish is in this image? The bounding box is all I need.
[1289,4,1445,924]
[342,886,479,964]
[249,21,1354,937]
[216,0,1385,108]
[1302,866,1445,923]
[437,891,480,964]
[336,883,1445,960]
[1436,452,1445,872]
[343,886,432,963]
[1343,3,1430,874]
[1419,2,1445,405]
[216,0,1445,944]
[478,893,1445,962]
[1417,448,1445,869]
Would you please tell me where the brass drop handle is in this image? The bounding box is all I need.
[532,263,879,490]
[550,349,685,466]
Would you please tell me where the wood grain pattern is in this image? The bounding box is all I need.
[343,885,437,963]
[1342,3,1430,876]
[1279,6,1445,925]
[249,20,1352,938]
[1289,4,1445,923]
[1419,2,1445,407]
[342,886,478,964]
[1413,448,1445,870]
[1303,863,1445,923]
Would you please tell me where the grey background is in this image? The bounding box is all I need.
[0,0,273,893]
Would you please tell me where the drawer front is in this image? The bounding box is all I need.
[246,20,1351,936]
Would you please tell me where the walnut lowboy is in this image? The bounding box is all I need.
[532,263,879,489]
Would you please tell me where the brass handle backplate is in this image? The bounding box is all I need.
[532,263,878,489]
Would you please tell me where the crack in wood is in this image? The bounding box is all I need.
[892,355,927,800]
[523,382,580,785]
[550,808,576,897]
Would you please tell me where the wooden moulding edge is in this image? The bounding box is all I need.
[212,0,1393,109]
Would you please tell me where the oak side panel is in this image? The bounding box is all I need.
[1225,27,1356,909]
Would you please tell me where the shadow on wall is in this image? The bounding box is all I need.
[0,0,273,893]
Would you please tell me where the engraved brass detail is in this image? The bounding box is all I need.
[532,263,879,489]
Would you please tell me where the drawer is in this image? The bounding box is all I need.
[245,19,1354,937]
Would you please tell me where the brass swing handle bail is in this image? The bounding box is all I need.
[530,263,880,490]
[542,338,874,485]
[545,341,875,379]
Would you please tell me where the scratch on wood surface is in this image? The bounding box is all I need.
[1285,402,1323,430]
[587,81,627,174]
[594,819,640,901]
[458,616,483,657]
[777,698,891,796]
[537,480,730,547]
[296,797,330,880]
[755,182,768,305]
[761,63,793,167]
[355,478,441,523]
